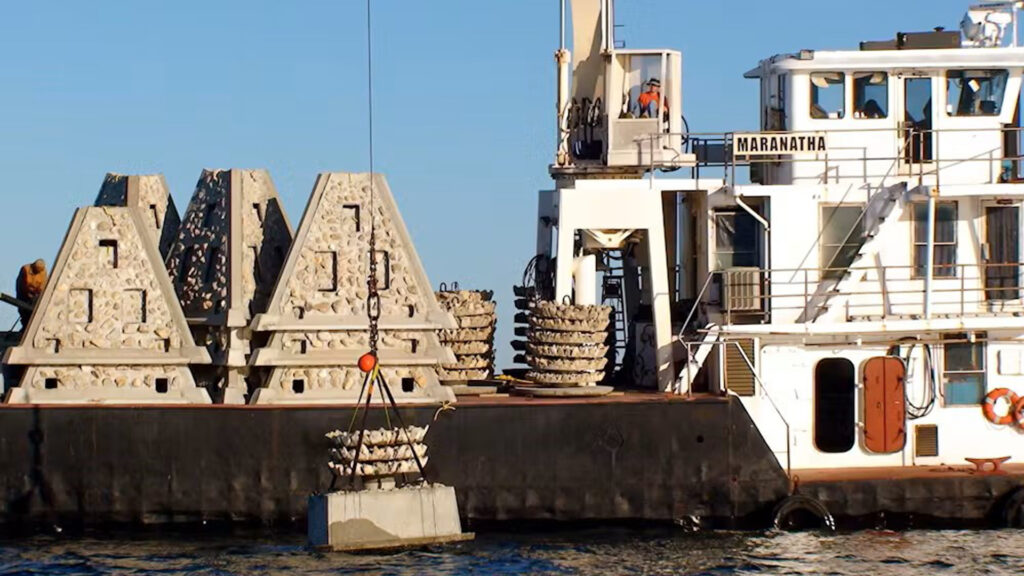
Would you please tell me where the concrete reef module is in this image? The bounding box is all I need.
[2,171,464,406]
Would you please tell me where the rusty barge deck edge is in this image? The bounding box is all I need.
[0,395,1021,532]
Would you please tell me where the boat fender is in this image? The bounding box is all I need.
[772,495,836,532]
[983,388,1019,426]
[1000,486,1024,528]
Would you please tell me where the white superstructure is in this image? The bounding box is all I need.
[535,1,1024,471]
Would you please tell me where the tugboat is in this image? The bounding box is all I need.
[3,0,1024,532]
[534,0,1024,527]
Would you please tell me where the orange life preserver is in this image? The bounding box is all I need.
[1013,396,1024,428]
[984,388,1020,426]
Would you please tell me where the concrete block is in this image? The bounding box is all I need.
[308,484,471,552]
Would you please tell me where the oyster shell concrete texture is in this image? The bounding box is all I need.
[3,206,211,404]
[436,290,496,382]
[249,173,456,404]
[524,302,611,388]
[94,173,181,258]
[165,169,294,403]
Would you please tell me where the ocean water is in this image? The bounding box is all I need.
[2,528,1024,575]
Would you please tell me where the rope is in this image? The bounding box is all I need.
[432,402,455,422]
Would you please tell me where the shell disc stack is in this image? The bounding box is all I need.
[325,425,430,483]
[524,302,613,396]
[436,290,497,389]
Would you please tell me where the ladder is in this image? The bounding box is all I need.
[602,267,627,376]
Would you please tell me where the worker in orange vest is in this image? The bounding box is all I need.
[638,78,668,119]
[16,259,47,326]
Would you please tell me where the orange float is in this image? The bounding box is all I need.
[358,352,377,373]
[983,388,1020,426]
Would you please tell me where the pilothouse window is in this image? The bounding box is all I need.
[854,72,888,119]
[947,70,1009,116]
[810,72,845,119]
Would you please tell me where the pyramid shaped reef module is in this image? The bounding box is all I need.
[165,169,293,403]
[94,173,181,259]
[3,206,212,404]
[249,172,457,404]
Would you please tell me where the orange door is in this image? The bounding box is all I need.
[862,356,907,453]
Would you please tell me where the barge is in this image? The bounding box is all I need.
[5,0,1024,533]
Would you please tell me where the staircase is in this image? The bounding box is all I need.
[798,183,906,323]
[675,324,720,393]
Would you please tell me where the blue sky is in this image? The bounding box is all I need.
[0,0,973,367]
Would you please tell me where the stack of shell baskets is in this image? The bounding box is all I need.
[526,302,611,387]
[325,425,429,478]
[436,290,496,383]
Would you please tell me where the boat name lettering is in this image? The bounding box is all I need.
[733,132,828,157]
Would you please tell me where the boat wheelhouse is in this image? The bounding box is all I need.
[538,0,1024,473]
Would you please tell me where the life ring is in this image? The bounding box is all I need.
[1014,397,1024,428]
[772,495,836,531]
[983,388,1020,426]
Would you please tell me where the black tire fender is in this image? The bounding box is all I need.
[1001,486,1024,528]
[772,494,836,531]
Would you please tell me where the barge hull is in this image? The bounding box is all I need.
[0,396,788,530]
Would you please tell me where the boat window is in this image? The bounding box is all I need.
[853,72,888,119]
[714,210,760,269]
[947,70,1009,116]
[766,74,788,131]
[820,205,865,279]
[943,333,986,405]
[814,357,856,453]
[618,53,670,119]
[912,202,957,278]
[810,72,845,119]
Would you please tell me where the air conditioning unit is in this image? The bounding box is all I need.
[723,267,763,311]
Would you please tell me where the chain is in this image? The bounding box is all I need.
[367,235,380,355]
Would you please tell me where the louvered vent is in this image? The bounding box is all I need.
[914,424,939,458]
[723,267,763,311]
[725,339,756,396]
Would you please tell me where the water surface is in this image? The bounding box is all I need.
[2,528,1023,575]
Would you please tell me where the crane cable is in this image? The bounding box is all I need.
[365,0,381,358]
[343,1,427,485]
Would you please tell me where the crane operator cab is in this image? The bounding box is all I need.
[554,0,695,174]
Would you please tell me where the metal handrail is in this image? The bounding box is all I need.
[705,261,1024,322]
[728,340,791,477]
[685,338,792,475]
[679,273,715,339]
[635,125,1024,184]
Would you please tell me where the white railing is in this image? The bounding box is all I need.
[635,125,1024,188]
[687,262,1024,325]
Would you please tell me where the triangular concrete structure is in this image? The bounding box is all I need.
[165,169,293,403]
[249,172,456,404]
[3,206,211,404]
[94,173,181,258]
